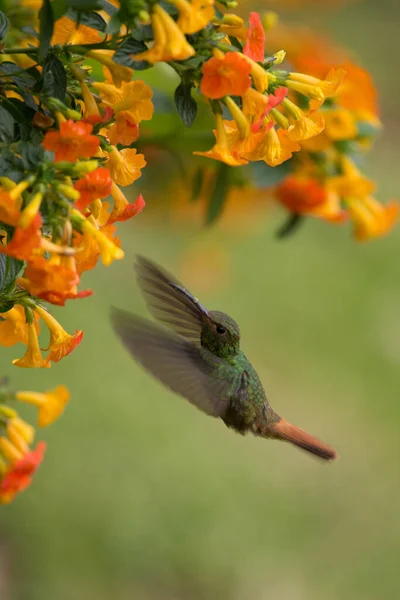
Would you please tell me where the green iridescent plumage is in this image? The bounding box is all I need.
[111,256,337,461]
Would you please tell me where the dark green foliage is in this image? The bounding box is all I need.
[174,83,198,127]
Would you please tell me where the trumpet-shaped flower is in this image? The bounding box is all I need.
[201,52,251,99]
[194,114,248,166]
[133,5,195,63]
[34,305,83,364]
[43,120,100,162]
[16,385,70,427]
[243,13,265,62]
[12,320,50,369]
[170,0,215,34]
[347,196,399,241]
[0,442,46,504]
[0,215,43,261]
[109,184,145,223]
[276,176,346,222]
[105,147,146,186]
[74,167,113,211]
[0,305,40,347]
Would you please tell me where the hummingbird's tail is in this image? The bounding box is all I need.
[269,418,338,461]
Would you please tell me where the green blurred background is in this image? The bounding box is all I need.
[1,0,400,598]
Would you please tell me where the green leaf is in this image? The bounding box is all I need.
[0,255,24,294]
[276,213,304,239]
[39,0,54,62]
[20,143,45,170]
[0,10,10,41]
[42,54,67,101]
[0,98,36,124]
[114,37,151,70]
[206,163,230,225]
[0,105,14,143]
[67,8,107,32]
[174,82,197,127]
[0,299,15,313]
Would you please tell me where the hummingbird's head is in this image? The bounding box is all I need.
[201,310,240,358]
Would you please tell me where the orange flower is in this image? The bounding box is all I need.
[12,320,50,369]
[18,256,79,304]
[105,147,146,186]
[43,120,100,162]
[194,113,248,166]
[200,52,252,99]
[107,120,139,146]
[74,167,113,211]
[243,12,265,62]
[347,196,399,241]
[73,230,100,275]
[276,176,346,222]
[0,215,42,261]
[0,442,46,504]
[0,305,40,347]
[109,184,145,223]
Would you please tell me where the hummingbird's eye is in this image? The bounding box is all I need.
[216,325,226,335]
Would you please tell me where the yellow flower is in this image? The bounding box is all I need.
[323,108,357,140]
[0,305,40,347]
[16,385,70,428]
[35,305,84,364]
[194,113,248,166]
[245,127,300,167]
[87,50,133,88]
[347,196,399,241]
[72,210,124,266]
[7,417,35,446]
[225,96,249,140]
[19,191,43,228]
[12,321,50,369]
[0,437,23,463]
[283,98,325,141]
[94,80,153,123]
[133,5,195,63]
[287,68,347,109]
[7,418,33,455]
[328,157,376,198]
[51,16,102,45]
[170,0,215,34]
[105,147,146,186]
[242,55,269,92]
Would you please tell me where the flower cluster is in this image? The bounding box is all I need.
[0,378,69,503]
[0,0,395,501]
[268,20,398,240]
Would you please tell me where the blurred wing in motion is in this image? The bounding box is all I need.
[111,308,238,417]
[134,255,210,345]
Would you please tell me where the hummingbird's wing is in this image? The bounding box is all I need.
[134,255,209,346]
[111,308,240,417]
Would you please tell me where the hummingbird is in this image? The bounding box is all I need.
[111,256,337,461]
